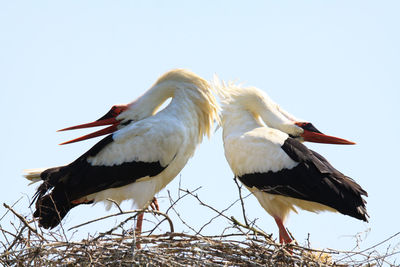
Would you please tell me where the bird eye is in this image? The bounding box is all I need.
[295,122,322,134]
[121,120,133,126]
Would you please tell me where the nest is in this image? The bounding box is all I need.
[1,185,399,266]
[0,224,334,267]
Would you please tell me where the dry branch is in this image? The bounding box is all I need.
[1,186,399,266]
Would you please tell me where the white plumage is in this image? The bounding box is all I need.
[25,69,220,230]
[216,84,302,176]
[214,81,367,244]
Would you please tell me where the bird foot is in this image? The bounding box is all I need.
[150,197,159,211]
[274,217,294,244]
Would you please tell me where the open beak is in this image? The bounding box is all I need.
[58,104,128,145]
[295,122,355,145]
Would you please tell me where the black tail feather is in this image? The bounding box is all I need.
[29,135,167,228]
[33,187,76,229]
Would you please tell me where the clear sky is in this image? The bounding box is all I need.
[1,0,399,256]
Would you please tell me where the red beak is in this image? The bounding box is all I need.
[295,122,356,145]
[58,104,128,145]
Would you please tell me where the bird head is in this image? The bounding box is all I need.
[57,104,129,145]
[57,69,220,145]
[288,122,355,144]
[255,93,356,145]
[214,80,355,145]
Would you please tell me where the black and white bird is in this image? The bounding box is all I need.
[215,82,368,244]
[24,69,219,233]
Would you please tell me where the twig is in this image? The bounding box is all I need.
[2,203,44,240]
[0,197,22,222]
[106,198,123,213]
[92,214,137,242]
[2,190,399,266]
[179,189,232,222]
[69,209,174,233]
[196,194,243,235]
[165,186,202,215]
[233,177,249,226]
[167,190,199,235]
[230,216,272,242]
[335,231,400,262]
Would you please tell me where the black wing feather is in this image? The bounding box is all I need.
[238,138,368,222]
[33,135,167,229]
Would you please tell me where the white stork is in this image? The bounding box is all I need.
[24,69,219,234]
[215,82,368,244]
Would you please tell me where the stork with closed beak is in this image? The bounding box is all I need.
[215,82,368,244]
[24,69,219,242]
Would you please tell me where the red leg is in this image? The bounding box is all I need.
[134,198,160,249]
[134,198,161,249]
[150,197,159,211]
[134,212,144,249]
[274,217,293,244]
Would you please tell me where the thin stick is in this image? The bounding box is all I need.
[335,231,400,262]
[233,177,249,226]
[106,198,123,213]
[69,209,174,233]
[0,197,22,221]
[3,203,44,240]
[230,216,272,242]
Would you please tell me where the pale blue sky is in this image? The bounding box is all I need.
[1,0,399,256]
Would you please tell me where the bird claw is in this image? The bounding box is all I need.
[150,197,159,211]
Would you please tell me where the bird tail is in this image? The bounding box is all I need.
[23,166,77,229]
[33,187,77,229]
[23,168,47,185]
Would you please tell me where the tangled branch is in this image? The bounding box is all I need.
[1,184,399,266]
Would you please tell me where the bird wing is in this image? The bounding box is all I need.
[35,117,184,205]
[234,129,368,221]
[33,117,185,229]
[223,127,297,176]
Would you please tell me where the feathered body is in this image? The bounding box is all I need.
[215,82,368,243]
[25,69,219,229]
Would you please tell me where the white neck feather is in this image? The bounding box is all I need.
[216,82,303,137]
[119,69,219,142]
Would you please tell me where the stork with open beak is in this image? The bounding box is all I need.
[24,69,219,238]
[215,82,368,244]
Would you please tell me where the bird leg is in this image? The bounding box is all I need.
[134,213,144,235]
[134,197,160,249]
[134,212,144,249]
[149,197,159,211]
[274,217,293,244]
